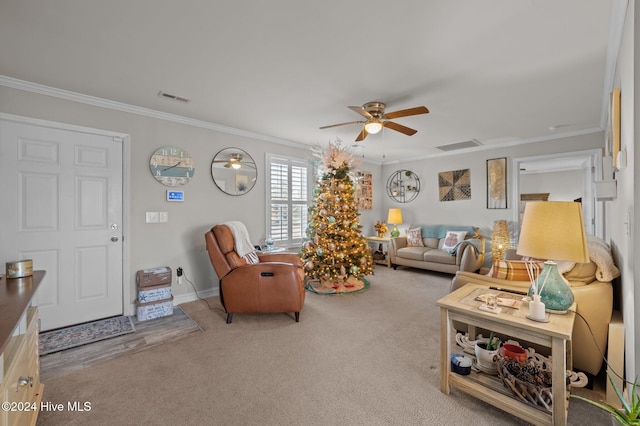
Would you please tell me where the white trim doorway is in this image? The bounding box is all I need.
[512,148,604,241]
[0,112,133,317]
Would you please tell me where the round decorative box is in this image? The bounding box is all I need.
[6,259,33,278]
[450,353,472,375]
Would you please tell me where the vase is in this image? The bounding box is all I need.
[475,341,499,369]
[377,232,384,238]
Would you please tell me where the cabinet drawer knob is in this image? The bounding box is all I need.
[16,376,33,392]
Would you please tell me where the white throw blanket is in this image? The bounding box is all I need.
[222,221,259,264]
[557,235,620,282]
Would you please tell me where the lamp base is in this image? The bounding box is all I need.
[390,225,400,238]
[527,261,574,314]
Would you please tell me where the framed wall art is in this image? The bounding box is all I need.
[438,169,470,202]
[607,88,621,167]
[356,171,373,210]
[486,157,507,209]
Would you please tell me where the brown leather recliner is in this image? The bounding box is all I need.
[204,224,305,323]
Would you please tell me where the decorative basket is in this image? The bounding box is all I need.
[497,356,554,411]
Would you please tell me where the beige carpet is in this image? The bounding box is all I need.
[37,266,610,425]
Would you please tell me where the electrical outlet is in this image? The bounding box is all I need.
[177,267,183,285]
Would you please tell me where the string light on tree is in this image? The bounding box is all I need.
[300,140,373,281]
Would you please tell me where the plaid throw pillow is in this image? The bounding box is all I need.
[406,228,424,247]
[488,260,544,281]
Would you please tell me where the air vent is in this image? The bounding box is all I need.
[435,139,482,151]
[158,91,191,103]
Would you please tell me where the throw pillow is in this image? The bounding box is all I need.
[442,231,467,253]
[488,260,544,281]
[406,228,424,247]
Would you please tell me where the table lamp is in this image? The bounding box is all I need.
[387,208,403,238]
[491,219,510,262]
[516,201,589,315]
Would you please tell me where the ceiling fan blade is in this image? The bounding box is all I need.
[319,120,363,129]
[348,106,373,119]
[384,106,429,119]
[384,121,418,136]
[355,128,368,142]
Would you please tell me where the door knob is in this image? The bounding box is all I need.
[111,236,119,242]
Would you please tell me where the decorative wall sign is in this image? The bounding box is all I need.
[438,169,471,201]
[356,171,373,210]
[487,157,507,209]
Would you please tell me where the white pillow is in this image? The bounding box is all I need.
[442,231,467,253]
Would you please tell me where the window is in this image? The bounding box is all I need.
[266,153,311,246]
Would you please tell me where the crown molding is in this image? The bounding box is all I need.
[0,75,311,152]
[382,127,604,166]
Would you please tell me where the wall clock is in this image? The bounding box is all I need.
[149,146,195,187]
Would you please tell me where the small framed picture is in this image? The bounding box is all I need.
[487,157,507,209]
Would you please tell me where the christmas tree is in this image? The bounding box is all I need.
[301,141,373,282]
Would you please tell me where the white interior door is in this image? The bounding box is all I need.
[0,119,123,331]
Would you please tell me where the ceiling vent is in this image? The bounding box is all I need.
[158,91,191,103]
[435,139,482,151]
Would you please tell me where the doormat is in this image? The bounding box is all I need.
[305,277,370,295]
[39,315,135,355]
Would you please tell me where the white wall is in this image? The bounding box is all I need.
[520,170,583,201]
[380,132,605,239]
[605,0,637,380]
[0,85,382,309]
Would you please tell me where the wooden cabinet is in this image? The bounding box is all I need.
[0,272,45,426]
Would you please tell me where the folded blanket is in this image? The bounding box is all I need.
[421,225,478,239]
[222,221,259,264]
[557,235,620,282]
[446,238,483,256]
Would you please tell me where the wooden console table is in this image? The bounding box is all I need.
[365,236,391,268]
[437,283,575,426]
[0,271,45,426]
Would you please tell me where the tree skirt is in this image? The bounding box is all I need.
[305,276,370,295]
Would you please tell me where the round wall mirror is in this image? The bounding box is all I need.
[211,148,257,195]
[386,170,420,203]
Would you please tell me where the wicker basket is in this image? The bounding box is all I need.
[497,356,554,412]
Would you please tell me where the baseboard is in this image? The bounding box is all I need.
[173,288,218,306]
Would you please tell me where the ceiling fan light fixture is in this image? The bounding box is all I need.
[364,119,383,134]
[231,162,242,169]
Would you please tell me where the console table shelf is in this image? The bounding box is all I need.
[437,283,574,426]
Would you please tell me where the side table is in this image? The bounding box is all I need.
[365,236,391,268]
[437,283,575,426]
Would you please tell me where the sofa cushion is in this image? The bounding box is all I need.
[442,231,467,254]
[488,260,544,281]
[562,261,598,284]
[423,237,439,249]
[423,249,457,265]
[397,247,432,261]
[406,228,425,247]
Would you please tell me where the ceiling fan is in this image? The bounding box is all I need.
[320,101,429,142]
[212,153,255,169]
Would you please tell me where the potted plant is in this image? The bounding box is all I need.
[571,373,639,425]
[374,221,389,238]
[474,332,501,369]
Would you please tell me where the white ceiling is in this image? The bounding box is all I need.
[0,0,621,163]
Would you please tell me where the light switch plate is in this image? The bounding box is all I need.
[146,212,159,223]
[159,212,169,223]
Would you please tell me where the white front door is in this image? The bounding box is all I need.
[0,119,124,331]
